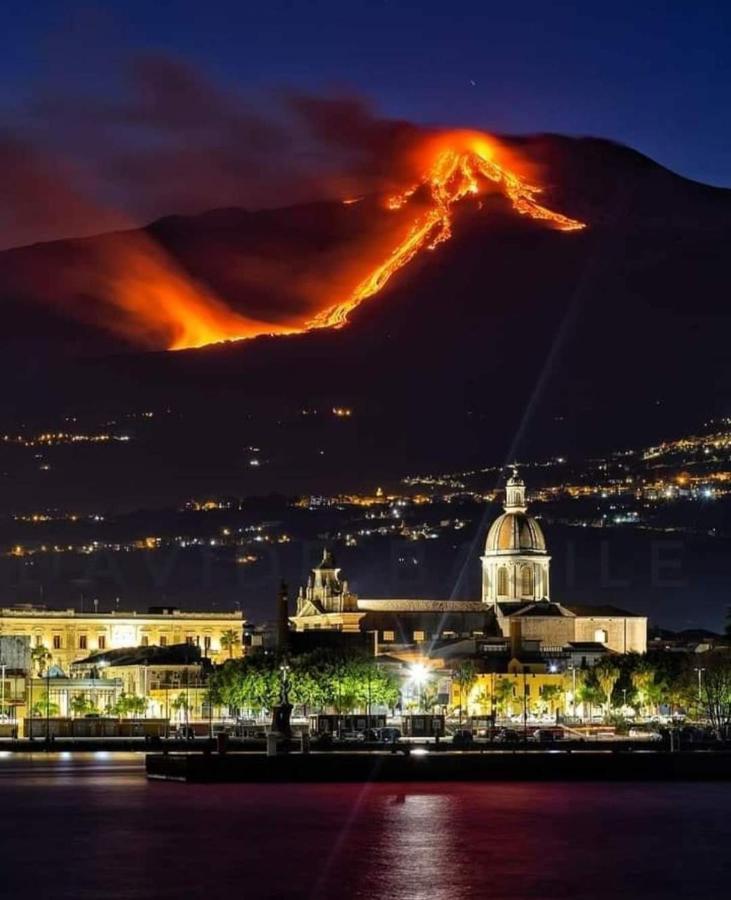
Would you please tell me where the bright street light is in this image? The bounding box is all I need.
[408,663,430,686]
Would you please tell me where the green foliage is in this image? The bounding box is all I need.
[110,693,148,717]
[493,678,514,713]
[210,655,280,714]
[699,651,731,736]
[31,692,59,717]
[575,670,605,712]
[454,661,477,691]
[209,649,401,716]
[540,683,564,714]
[69,693,97,717]
[171,692,191,713]
[594,658,622,712]
[219,629,241,658]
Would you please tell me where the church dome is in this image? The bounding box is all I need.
[485,512,546,554]
[484,469,547,555]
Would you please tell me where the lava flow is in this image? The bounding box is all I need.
[22,130,584,352]
[307,131,585,330]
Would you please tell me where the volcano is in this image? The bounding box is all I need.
[2,133,731,509]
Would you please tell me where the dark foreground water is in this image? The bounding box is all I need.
[0,753,729,900]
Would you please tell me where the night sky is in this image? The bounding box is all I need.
[3,0,730,189]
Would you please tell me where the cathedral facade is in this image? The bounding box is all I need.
[290,472,647,656]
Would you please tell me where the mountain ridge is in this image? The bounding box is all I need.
[2,133,730,508]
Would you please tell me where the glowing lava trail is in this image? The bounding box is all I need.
[306,131,585,330]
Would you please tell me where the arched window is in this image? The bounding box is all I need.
[594,628,608,644]
[522,566,533,597]
[497,567,508,597]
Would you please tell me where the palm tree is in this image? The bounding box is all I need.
[220,629,241,659]
[494,678,515,718]
[453,661,476,723]
[171,692,191,723]
[540,684,564,720]
[594,658,622,718]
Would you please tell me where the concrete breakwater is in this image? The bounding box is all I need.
[146,750,731,783]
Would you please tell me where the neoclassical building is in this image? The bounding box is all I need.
[291,472,647,656]
[0,605,244,673]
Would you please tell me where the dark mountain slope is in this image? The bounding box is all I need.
[1,134,730,508]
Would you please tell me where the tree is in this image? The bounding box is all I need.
[573,669,604,719]
[594,658,622,717]
[69,693,96,717]
[31,692,59,717]
[699,651,731,738]
[112,693,148,718]
[171,692,191,721]
[453,661,477,723]
[470,688,491,716]
[209,656,280,717]
[540,684,564,719]
[209,648,401,719]
[219,629,241,659]
[493,678,514,717]
[629,659,659,716]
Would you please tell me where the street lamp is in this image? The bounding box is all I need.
[694,667,705,714]
[279,663,291,706]
[522,670,533,744]
[366,665,372,734]
[46,663,51,744]
[409,663,430,712]
[569,665,578,721]
[0,662,5,722]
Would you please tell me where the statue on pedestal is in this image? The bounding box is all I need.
[270,662,293,739]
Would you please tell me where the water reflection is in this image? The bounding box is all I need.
[0,757,727,899]
[374,793,464,900]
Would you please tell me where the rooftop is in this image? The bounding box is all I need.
[0,605,243,621]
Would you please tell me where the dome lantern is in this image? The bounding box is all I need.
[504,468,527,513]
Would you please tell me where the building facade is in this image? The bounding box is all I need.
[291,472,647,656]
[0,605,244,673]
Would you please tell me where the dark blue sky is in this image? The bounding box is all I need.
[3,0,731,186]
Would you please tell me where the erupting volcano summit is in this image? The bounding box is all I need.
[162,130,586,350]
[308,131,585,331]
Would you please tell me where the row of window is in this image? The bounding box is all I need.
[45,634,107,651]
[380,630,424,643]
[186,636,213,650]
[39,634,216,652]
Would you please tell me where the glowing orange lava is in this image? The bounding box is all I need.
[135,130,584,350]
[87,234,298,351]
[307,131,585,330]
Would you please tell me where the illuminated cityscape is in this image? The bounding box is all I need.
[1,2,730,898]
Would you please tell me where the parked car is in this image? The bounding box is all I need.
[375,727,402,743]
[173,725,196,740]
[531,728,563,743]
[452,729,474,747]
[629,728,662,741]
[493,728,520,743]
